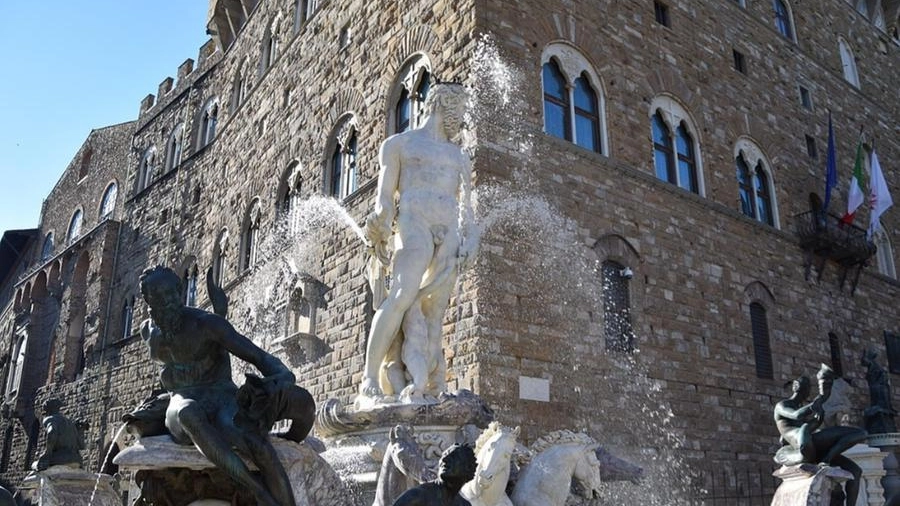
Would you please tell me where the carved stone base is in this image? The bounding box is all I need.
[867,434,900,505]
[315,390,494,504]
[771,464,854,506]
[845,443,887,506]
[18,466,119,506]
[113,435,347,506]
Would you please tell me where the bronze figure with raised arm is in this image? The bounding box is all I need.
[139,266,304,506]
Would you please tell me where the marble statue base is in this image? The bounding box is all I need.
[113,435,347,506]
[315,389,494,502]
[771,464,854,506]
[18,465,119,506]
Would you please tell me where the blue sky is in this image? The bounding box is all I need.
[0,2,209,234]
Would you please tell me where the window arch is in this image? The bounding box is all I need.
[540,44,607,155]
[212,228,229,286]
[773,0,796,41]
[277,161,303,234]
[388,54,432,135]
[240,199,262,271]
[41,233,54,262]
[197,98,219,149]
[183,263,199,307]
[749,302,773,379]
[261,16,282,73]
[601,260,634,352]
[734,138,779,227]
[230,59,250,113]
[745,281,775,380]
[326,115,359,199]
[164,124,185,171]
[873,224,896,279]
[121,296,135,340]
[99,182,118,220]
[649,95,704,195]
[838,38,860,88]
[136,146,157,193]
[66,209,83,244]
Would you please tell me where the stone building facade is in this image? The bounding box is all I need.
[0,0,898,500]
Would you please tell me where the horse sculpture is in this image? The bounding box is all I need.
[509,430,603,506]
[460,422,520,506]
[373,424,436,506]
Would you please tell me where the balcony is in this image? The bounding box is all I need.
[795,210,875,292]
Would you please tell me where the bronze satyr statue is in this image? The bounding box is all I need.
[137,266,312,506]
[32,399,84,471]
[774,365,867,506]
[392,443,477,506]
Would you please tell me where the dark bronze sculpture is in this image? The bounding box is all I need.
[32,399,84,471]
[773,365,867,506]
[134,266,314,506]
[861,347,898,434]
[392,443,477,506]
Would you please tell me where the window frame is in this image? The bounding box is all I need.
[649,95,704,195]
[540,44,608,156]
[734,138,779,228]
[387,54,432,136]
[326,115,359,199]
[197,98,220,149]
[772,0,796,42]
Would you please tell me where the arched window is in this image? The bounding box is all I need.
[541,45,607,155]
[750,302,773,379]
[183,264,199,307]
[839,38,860,88]
[41,233,54,262]
[542,60,570,140]
[121,297,134,340]
[230,59,251,113]
[99,182,118,220]
[390,56,431,134]
[650,95,704,195]
[652,112,674,184]
[136,146,157,193]
[66,210,83,244]
[773,0,795,40]
[240,200,262,271]
[294,0,319,31]
[212,228,229,286]
[828,332,844,377]
[327,117,359,199]
[734,138,779,227]
[601,260,633,352]
[198,99,219,149]
[165,124,184,171]
[261,17,281,72]
[874,225,897,279]
[675,124,698,193]
[573,74,601,152]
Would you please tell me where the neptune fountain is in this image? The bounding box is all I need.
[21,76,651,505]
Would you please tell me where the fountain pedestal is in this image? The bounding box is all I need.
[845,443,888,505]
[867,433,900,505]
[315,390,493,503]
[18,465,119,506]
[113,435,347,506]
[771,464,854,506]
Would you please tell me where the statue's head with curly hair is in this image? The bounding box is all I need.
[140,266,185,332]
[424,83,469,140]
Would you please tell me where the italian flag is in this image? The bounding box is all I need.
[841,140,866,225]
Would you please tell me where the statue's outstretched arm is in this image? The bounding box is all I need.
[210,316,295,386]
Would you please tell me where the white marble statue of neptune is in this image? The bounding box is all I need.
[358,83,477,407]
